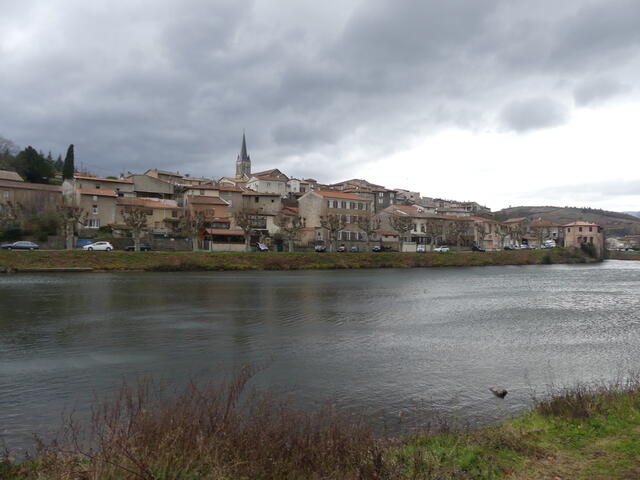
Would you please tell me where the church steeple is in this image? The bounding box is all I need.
[235,132,251,179]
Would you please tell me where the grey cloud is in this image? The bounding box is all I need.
[2,0,640,183]
[499,98,570,132]
[531,180,640,200]
[574,77,631,106]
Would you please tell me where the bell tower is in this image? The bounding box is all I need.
[235,133,251,179]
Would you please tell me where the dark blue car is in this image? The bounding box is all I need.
[1,241,40,250]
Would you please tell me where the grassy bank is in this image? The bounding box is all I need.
[0,247,597,273]
[2,371,639,479]
[608,250,640,261]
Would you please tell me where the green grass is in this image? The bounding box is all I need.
[0,247,597,273]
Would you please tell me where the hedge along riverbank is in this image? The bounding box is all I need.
[0,248,598,273]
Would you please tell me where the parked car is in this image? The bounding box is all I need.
[471,244,485,252]
[504,245,516,250]
[82,241,114,251]
[416,244,426,253]
[371,245,382,252]
[350,245,359,252]
[519,244,533,250]
[314,244,327,252]
[255,242,269,252]
[434,245,450,253]
[1,241,39,250]
[337,245,347,252]
[125,244,152,251]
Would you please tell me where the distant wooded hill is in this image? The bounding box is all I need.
[494,206,640,236]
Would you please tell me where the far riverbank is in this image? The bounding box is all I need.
[0,247,597,273]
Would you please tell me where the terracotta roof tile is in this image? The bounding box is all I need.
[117,197,180,209]
[78,188,117,197]
[187,196,229,205]
[0,170,23,182]
[0,179,61,192]
[313,190,371,201]
[75,174,133,184]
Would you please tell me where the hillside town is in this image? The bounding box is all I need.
[0,134,610,256]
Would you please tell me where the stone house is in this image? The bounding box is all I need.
[115,197,181,234]
[563,221,604,257]
[184,195,230,222]
[0,178,61,213]
[127,174,174,199]
[298,190,373,249]
[77,187,118,229]
[74,174,134,198]
[246,175,287,196]
[144,168,185,186]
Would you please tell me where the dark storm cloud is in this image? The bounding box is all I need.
[1,0,640,180]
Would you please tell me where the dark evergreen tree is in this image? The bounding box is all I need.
[15,146,54,183]
[54,154,64,172]
[62,144,75,179]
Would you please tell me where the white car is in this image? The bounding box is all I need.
[434,245,450,253]
[82,241,114,251]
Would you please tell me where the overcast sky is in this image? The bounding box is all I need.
[2,0,640,211]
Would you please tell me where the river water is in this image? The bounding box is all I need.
[1,260,639,453]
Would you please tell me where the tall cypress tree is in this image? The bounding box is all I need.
[62,144,75,179]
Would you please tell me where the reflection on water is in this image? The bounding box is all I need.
[1,261,640,453]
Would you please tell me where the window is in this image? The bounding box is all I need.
[589,237,593,243]
[254,197,259,203]
[171,211,178,218]
[92,204,98,214]
[95,185,100,189]
[200,190,205,195]
[341,201,346,208]
[579,227,583,232]
[2,191,8,199]
[346,214,351,224]
[378,192,383,197]
[378,198,383,204]
[567,228,571,233]
[328,200,332,208]
[589,227,593,232]
[88,219,100,228]
[345,201,350,209]
[92,195,98,201]
[207,209,214,216]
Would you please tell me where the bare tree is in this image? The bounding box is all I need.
[320,214,346,252]
[179,211,206,251]
[121,207,149,252]
[505,222,524,246]
[233,208,255,252]
[446,220,472,251]
[56,203,87,249]
[390,215,413,252]
[473,221,486,248]
[0,201,22,229]
[424,218,446,249]
[275,212,304,252]
[494,223,510,249]
[357,212,380,251]
[531,225,552,247]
